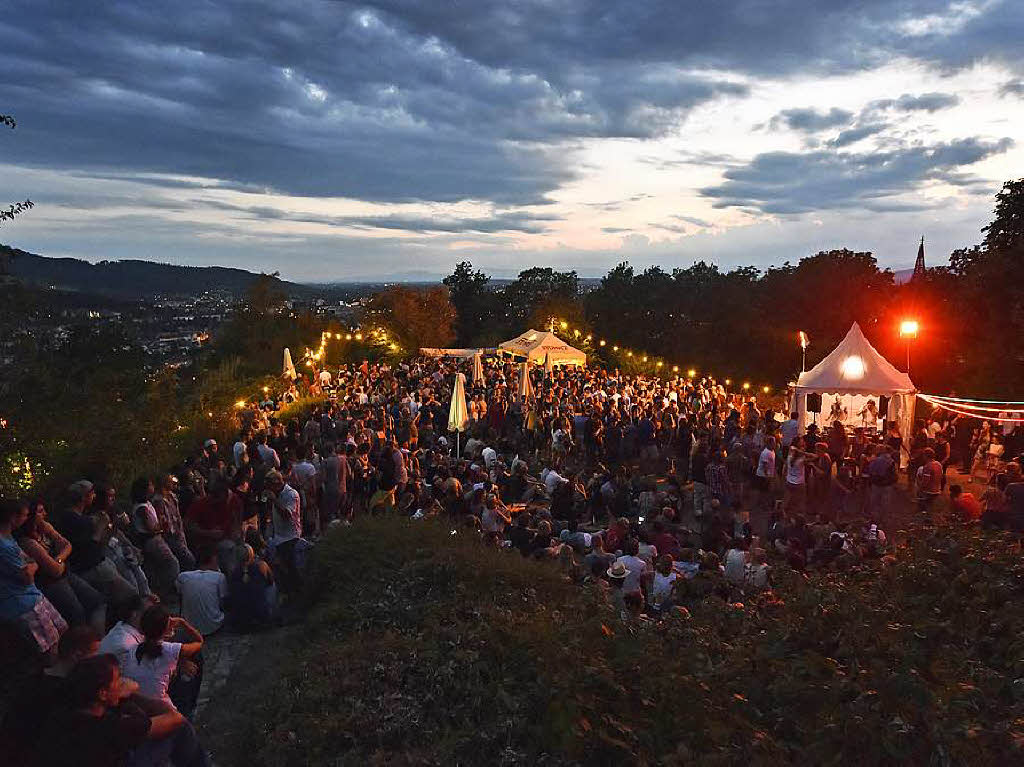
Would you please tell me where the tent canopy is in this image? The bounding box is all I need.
[498,330,586,366]
[791,322,916,462]
[795,322,915,395]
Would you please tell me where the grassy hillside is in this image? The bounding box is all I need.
[200,518,1024,766]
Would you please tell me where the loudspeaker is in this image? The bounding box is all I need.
[807,393,822,413]
[878,396,889,417]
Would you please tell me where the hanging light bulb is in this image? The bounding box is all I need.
[599,340,606,347]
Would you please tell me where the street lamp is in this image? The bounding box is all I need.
[899,319,919,374]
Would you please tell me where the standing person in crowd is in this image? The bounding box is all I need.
[916,447,944,518]
[186,479,241,574]
[152,474,196,572]
[266,469,303,594]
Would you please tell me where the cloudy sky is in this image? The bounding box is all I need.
[2,1,1023,281]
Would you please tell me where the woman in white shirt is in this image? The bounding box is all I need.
[123,605,203,712]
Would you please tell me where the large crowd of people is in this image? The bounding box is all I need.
[2,353,1022,765]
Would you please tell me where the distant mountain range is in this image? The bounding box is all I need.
[1,245,307,300]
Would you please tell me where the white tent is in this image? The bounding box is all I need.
[791,322,916,461]
[498,329,586,366]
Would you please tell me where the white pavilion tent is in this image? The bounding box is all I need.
[791,322,916,459]
[498,329,586,366]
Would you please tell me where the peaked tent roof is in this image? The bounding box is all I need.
[795,322,915,395]
[498,329,586,365]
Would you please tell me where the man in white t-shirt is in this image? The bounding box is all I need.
[481,445,497,468]
[615,539,648,594]
[319,368,332,388]
[176,546,229,636]
[754,436,777,513]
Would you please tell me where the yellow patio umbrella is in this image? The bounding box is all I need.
[448,371,470,457]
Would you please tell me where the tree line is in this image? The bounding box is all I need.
[438,179,1023,397]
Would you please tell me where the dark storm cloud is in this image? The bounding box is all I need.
[770,107,854,132]
[0,0,1021,225]
[700,136,1014,214]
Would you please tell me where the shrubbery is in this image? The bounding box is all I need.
[200,518,1024,765]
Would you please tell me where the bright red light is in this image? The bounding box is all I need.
[899,319,919,338]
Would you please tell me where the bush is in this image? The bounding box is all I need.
[199,519,1024,765]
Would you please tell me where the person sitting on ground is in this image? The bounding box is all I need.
[614,538,649,596]
[176,544,228,637]
[744,548,770,591]
[122,606,203,714]
[860,522,887,558]
[723,538,748,586]
[980,473,1009,528]
[56,481,138,605]
[229,542,276,631]
[14,498,105,633]
[2,624,101,764]
[649,554,678,613]
[949,484,982,523]
[0,498,68,657]
[39,653,189,767]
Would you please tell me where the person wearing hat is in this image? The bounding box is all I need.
[605,560,630,620]
[56,481,138,605]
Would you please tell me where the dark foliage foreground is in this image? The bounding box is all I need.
[200,519,1024,766]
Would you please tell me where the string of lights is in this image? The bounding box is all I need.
[917,393,1024,422]
[919,394,1024,413]
[548,318,775,394]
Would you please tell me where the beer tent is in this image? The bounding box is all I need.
[498,330,586,366]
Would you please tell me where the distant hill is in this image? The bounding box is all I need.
[1,245,307,300]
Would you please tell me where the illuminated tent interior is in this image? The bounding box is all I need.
[498,330,586,366]
[791,322,916,461]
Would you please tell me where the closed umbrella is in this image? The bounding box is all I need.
[472,351,484,386]
[518,361,534,402]
[283,347,298,380]
[448,371,470,458]
[544,351,553,375]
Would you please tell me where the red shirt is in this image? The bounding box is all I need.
[186,493,240,538]
[953,493,982,521]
